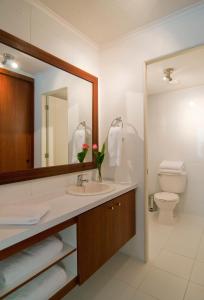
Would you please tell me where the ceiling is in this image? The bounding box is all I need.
[0,44,52,76]
[39,0,201,45]
[147,45,204,95]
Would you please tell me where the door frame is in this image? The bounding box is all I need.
[143,43,204,262]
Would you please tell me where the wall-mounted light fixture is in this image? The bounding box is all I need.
[163,68,174,83]
[1,53,18,69]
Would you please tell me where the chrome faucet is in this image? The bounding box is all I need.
[77,174,89,187]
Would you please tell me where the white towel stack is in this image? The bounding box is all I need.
[0,204,49,225]
[108,127,123,167]
[0,236,63,288]
[6,265,68,300]
[72,128,86,163]
[159,160,185,174]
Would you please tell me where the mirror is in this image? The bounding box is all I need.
[0,30,98,183]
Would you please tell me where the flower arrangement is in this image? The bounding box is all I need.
[77,144,89,163]
[93,143,105,182]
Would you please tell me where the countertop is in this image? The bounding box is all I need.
[0,181,137,251]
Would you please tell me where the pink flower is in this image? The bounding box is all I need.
[82,143,89,150]
[93,144,98,150]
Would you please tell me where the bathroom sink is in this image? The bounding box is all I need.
[67,181,115,196]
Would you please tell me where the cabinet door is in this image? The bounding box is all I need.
[77,199,115,284]
[113,190,136,251]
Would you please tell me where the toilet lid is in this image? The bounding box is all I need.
[154,192,179,201]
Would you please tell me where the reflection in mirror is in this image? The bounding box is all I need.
[0,43,93,173]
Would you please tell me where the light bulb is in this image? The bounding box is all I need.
[10,61,18,69]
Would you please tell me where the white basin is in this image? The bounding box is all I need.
[67,181,115,196]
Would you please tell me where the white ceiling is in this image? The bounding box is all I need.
[147,45,204,95]
[0,44,51,76]
[39,0,202,45]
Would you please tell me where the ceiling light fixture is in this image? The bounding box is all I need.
[1,53,19,69]
[163,67,174,83]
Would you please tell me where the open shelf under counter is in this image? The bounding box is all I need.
[49,272,78,300]
[0,243,77,299]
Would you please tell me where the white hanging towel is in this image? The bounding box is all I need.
[159,160,184,171]
[108,126,123,167]
[72,128,86,163]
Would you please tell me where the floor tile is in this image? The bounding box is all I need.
[197,234,204,262]
[108,255,150,288]
[139,267,188,300]
[184,282,204,300]
[63,276,136,300]
[177,214,204,233]
[191,261,204,286]
[132,291,157,300]
[164,228,201,258]
[153,250,194,279]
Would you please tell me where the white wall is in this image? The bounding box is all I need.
[100,4,204,260]
[148,86,204,216]
[0,0,99,75]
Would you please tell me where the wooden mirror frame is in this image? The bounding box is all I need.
[0,29,98,184]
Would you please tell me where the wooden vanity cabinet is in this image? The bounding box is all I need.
[77,190,136,284]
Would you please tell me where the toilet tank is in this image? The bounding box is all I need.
[158,172,187,193]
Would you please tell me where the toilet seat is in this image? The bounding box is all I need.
[154,192,179,202]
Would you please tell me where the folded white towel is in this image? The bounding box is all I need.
[159,160,184,171]
[0,252,35,288]
[72,128,86,163]
[6,265,68,300]
[108,126,123,167]
[0,237,63,287]
[158,168,185,175]
[24,236,63,262]
[0,204,49,225]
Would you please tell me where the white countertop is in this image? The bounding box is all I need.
[0,182,137,251]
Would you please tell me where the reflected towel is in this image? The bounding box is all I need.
[0,237,63,287]
[159,160,184,171]
[72,128,86,163]
[108,127,123,167]
[0,204,49,225]
[6,265,68,300]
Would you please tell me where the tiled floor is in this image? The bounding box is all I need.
[64,212,204,300]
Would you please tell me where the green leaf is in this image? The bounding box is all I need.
[77,148,88,163]
[101,143,105,154]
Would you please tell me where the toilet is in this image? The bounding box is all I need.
[154,168,187,225]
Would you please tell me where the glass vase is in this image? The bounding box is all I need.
[97,165,102,182]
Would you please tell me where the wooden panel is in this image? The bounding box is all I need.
[77,199,115,283]
[77,190,136,284]
[113,190,136,251]
[0,29,98,184]
[0,69,34,172]
[49,276,78,300]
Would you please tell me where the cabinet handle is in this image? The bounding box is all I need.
[108,206,114,210]
[116,202,121,207]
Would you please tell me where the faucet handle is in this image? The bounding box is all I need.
[77,173,88,179]
[77,173,88,186]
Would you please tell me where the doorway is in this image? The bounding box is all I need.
[144,45,204,295]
